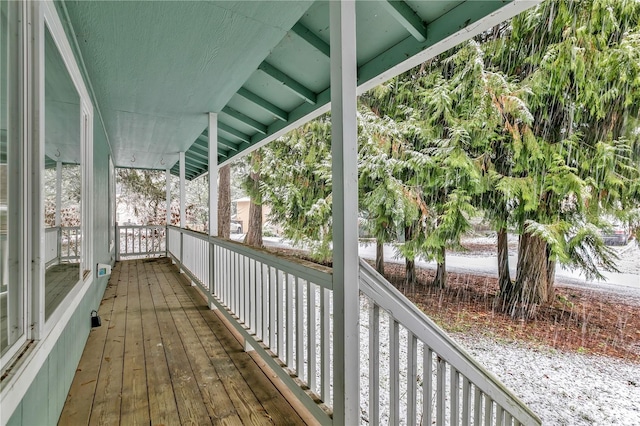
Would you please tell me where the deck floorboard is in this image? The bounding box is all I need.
[59,258,306,426]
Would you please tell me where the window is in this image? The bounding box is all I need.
[0,0,24,362]
[43,24,83,319]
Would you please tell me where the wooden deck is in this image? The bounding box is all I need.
[59,258,307,425]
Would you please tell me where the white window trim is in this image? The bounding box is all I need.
[0,1,94,422]
[0,0,28,371]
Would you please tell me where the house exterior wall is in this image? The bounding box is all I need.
[4,3,113,423]
[234,197,272,233]
[7,109,112,426]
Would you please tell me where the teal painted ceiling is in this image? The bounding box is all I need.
[58,0,538,180]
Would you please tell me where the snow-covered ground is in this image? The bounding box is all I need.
[236,233,640,425]
[456,334,640,426]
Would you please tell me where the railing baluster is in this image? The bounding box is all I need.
[308,281,316,393]
[269,266,276,350]
[296,277,304,379]
[286,273,294,367]
[451,367,460,425]
[390,318,399,425]
[505,411,513,426]
[462,376,470,426]
[253,258,258,334]
[437,356,446,426]
[423,347,433,426]
[474,386,482,425]
[496,406,504,426]
[407,332,417,426]
[277,269,284,358]
[369,303,380,426]
[321,287,330,402]
[484,395,493,426]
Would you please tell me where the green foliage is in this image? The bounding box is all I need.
[260,117,334,261]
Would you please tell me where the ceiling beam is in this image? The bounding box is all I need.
[219,122,251,144]
[222,106,267,134]
[380,0,428,42]
[236,88,288,122]
[258,61,317,105]
[219,136,241,152]
[291,22,330,57]
[185,147,209,162]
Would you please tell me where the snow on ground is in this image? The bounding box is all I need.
[252,233,640,425]
[455,334,640,426]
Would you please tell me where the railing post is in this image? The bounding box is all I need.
[115,225,120,261]
[179,230,184,273]
[330,0,360,423]
[208,112,218,310]
[56,226,62,264]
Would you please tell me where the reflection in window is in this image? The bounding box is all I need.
[0,0,23,360]
[44,25,81,319]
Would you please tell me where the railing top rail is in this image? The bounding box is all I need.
[167,225,332,289]
[211,236,333,289]
[117,224,166,229]
[359,258,542,425]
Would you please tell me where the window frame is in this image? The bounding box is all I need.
[35,1,94,337]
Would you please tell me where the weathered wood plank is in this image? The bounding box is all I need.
[60,258,307,426]
[120,260,150,425]
[146,261,213,426]
[58,264,120,425]
[137,260,181,426]
[88,261,128,426]
[163,263,305,425]
[153,264,244,424]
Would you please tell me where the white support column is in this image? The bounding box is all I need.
[55,161,62,226]
[208,113,218,237]
[179,151,186,228]
[208,113,218,310]
[165,168,171,225]
[330,1,360,424]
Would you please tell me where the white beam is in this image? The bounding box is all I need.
[179,151,185,227]
[208,113,218,237]
[330,1,359,424]
[55,161,62,226]
[166,169,171,225]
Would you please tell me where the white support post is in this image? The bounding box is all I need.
[179,152,185,272]
[165,168,171,226]
[55,161,62,226]
[208,112,218,310]
[179,151,186,228]
[55,161,62,262]
[330,1,360,424]
[208,113,218,238]
[165,168,170,258]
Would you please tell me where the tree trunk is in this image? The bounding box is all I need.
[546,246,556,301]
[375,239,385,275]
[497,227,512,295]
[404,224,416,290]
[217,164,231,238]
[512,232,551,316]
[433,246,447,288]
[244,154,263,247]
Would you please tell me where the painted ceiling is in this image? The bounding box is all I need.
[57,0,538,180]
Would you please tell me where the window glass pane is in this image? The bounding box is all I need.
[0,0,23,358]
[44,24,81,319]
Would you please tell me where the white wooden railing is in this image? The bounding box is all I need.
[115,225,166,260]
[44,226,81,267]
[167,226,333,422]
[359,259,541,426]
[164,226,540,426]
[45,227,60,267]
